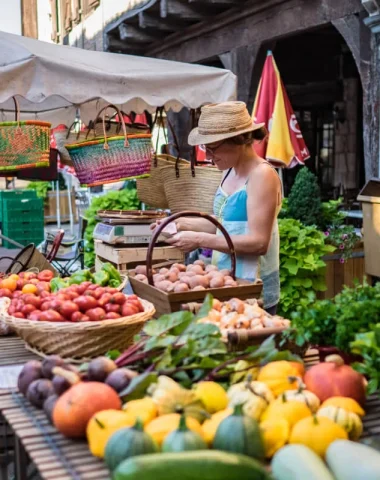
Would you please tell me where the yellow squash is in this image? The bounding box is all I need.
[289,415,348,457]
[258,361,305,396]
[317,406,363,440]
[194,381,228,414]
[145,413,204,446]
[86,409,135,458]
[261,400,311,428]
[277,377,320,413]
[122,397,157,425]
[320,396,365,416]
[227,380,274,420]
[260,418,290,458]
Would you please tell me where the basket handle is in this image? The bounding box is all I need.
[12,96,22,134]
[65,120,82,140]
[165,112,185,178]
[101,105,129,149]
[152,108,169,167]
[146,211,236,285]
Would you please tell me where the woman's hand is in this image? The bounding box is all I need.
[165,231,202,252]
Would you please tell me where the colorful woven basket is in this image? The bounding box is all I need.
[0,97,51,171]
[66,104,153,187]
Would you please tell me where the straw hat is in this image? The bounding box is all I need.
[188,101,265,146]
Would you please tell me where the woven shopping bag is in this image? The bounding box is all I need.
[90,109,150,137]
[0,97,51,171]
[65,105,153,187]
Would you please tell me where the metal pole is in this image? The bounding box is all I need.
[67,176,74,235]
[56,180,61,229]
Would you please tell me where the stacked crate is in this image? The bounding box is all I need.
[0,190,45,249]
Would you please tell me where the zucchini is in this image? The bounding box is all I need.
[113,451,272,480]
[271,445,335,480]
[326,440,380,480]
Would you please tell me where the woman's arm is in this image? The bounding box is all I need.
[166,165,279,255]
[176,217,217,234]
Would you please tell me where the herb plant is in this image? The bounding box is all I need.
[351,325,380,395]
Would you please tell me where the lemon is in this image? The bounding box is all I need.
[194,381,229,414]
[260,418,290,458]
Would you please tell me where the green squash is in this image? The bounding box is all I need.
[213,404,265,461]
[162,414,208,453]
[104,418,158,472]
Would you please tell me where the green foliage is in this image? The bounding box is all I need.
[287,168,322,227]
[27,181,50,199]
[278,218,335,317]
[84,188,141,267]
[319,198,346,231]
[351,324,380,395]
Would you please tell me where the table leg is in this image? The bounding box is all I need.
[14,437,28,480]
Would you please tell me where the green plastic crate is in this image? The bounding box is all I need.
[2,234,44,250]
[2,224,44,237]
[2,198,44,224]
[0,190,37,221]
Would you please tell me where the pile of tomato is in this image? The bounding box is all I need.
[0,271,144,322]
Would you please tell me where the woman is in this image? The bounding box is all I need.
[165,101,282,314]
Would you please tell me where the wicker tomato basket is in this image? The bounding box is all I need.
[128,211,263,317]
[0,297,155,362]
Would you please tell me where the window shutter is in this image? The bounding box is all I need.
[71,0,80,24]
[63,0,72,33]
[50,0,58,42]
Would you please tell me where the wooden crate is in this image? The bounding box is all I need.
[129,273,263,317]
[94,241,185,274]
[44,190,77,224]
[318,244,366,299]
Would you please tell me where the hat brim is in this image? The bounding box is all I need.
[188,121,266,146]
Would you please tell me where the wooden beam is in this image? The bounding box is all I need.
[104,36,148,54]
[138,11,184,31]
[188,0,238,5]
[160,0,205,21]
[118,23,160,43]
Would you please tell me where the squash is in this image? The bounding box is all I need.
[53,382,121,438]
[86,410,135,458]
[104,418,158,472]
[317,406,363,440]
[289,415,348,457]
[227,379,274,420]
[260,418,290,458]
[154,387,208,423]
[123,398,157,425]
[261,400,312,428]
[148,375,182,402]
[162,414,208,453]
[304,355,366,405]
[321,396,365,416]
[277,377,320,413]
[271,444,336,480]
[145,413,204,446]
[201,408,233,446]
[257,361,305,396]
[213,404,265,461]
[193,381,228,414]
[326,440,380,480]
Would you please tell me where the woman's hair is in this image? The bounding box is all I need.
[230,126,268,145]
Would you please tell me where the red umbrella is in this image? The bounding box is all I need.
[252,51,310,168]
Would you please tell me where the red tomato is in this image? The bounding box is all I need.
[56,294,70,302]
[71,311,85,322]
[12,291,23,298]
[24,272,37,281]
[28,310,42,321]
[37,270,54,282]
[105,312,121,320]
[87,284,98,291]
[22,304,36,316]
[13,312,25,319]
[0,288,12,298]
[85,307,106,321]
[14,299,25,312]
[28,279,39,285]
[93,287,106,299]
[105,287,119,294]
[127,294,138,300]
[105,303,121,314]
[121,303,139,317]
[18,272,25,279]
[67,291,79,300]
[126,299,144,313]
[76,282,92,295]
[98,293,112,307]
[74,295,98,312]
[8,305,16,315]
[36,281,50,293]
[39,291,50,299]
[40,310,64,322]
[22,294,42,309]
[59,301,79,319]
[110,293,126,305]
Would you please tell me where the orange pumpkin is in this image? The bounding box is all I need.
[52,382,121,438]
[304,355,366,405]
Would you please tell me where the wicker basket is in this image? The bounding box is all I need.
[0,297,155,362]
[136,154,188,209]
[5,244,58,276]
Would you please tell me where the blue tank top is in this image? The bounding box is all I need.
[212,169,280,309]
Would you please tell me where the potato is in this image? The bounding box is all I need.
[174,283,190,293]
[224,276,238,287]
[192,286,206,291]
[188,275,207,290]
[153,274,166,284]
[219,269,231,276]
[156,280,175,292]
[135,265,147,275]
[159,268,169,275]
[179,275,192,286]
[185,271,197,278]
[208,270,223,279]
[193,260,205,268]
[205,265,218,273]
[169,267,180,275]
[135,274,148,283]
[172,263,186,272]
[189,265,205,275]
[165,271,178,283]
[210,276,224,288]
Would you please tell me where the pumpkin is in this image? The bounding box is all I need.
[304,355,366,405]
[320,396,365,417]
[213,404,265,461]
[201,408,233,446]
[162,414,208,453]
[123,398,157,425]
[261,400,312,428]
[53,382,121,438]
[145,413,204,446]
[260,418,290,458]
[104,418,158,472]
[317,406,363,440]
[193,381,229,414]
[257,361,305,397]
[276,377,320,413]
[289,415,348,457]
[154,387,208,423]
[86,410,135,458]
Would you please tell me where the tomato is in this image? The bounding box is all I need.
[67,291,79,300]
[13,312,25,319]
[127,294,138,300]
[110,293,126,305]
[40,310,64,322]
[59,301,79,319]
[105,303,121,314]
[8,305,16,315]
[29,279,39,285]
[37,270,54,282]
[1,278,17,292]
[40,291,50,299]
[16,279,26,290]
[14,299,25,312]
[22,304,36,315]
[105,287,119,294]
[93,287,106,300]
[22,294,42,308]
[98,293,112,307]
[71,311,85,322]
[74,295,98,312]
[56,294,70,302]
[76,282,92,295]
[28,310,42,321]
[121,303,139,317]
[18,272,25,279]
[105,312,121,320]
[12,291,23,298]
[85,307,106,321]
[36,281,50,293]
[0,288,13,298]
[126,299,144,312]
[24,272,37,281]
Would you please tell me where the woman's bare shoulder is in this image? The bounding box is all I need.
[249,161,280,186]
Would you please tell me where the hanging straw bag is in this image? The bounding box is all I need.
[0,97,51,171]
[65,105,153,187]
